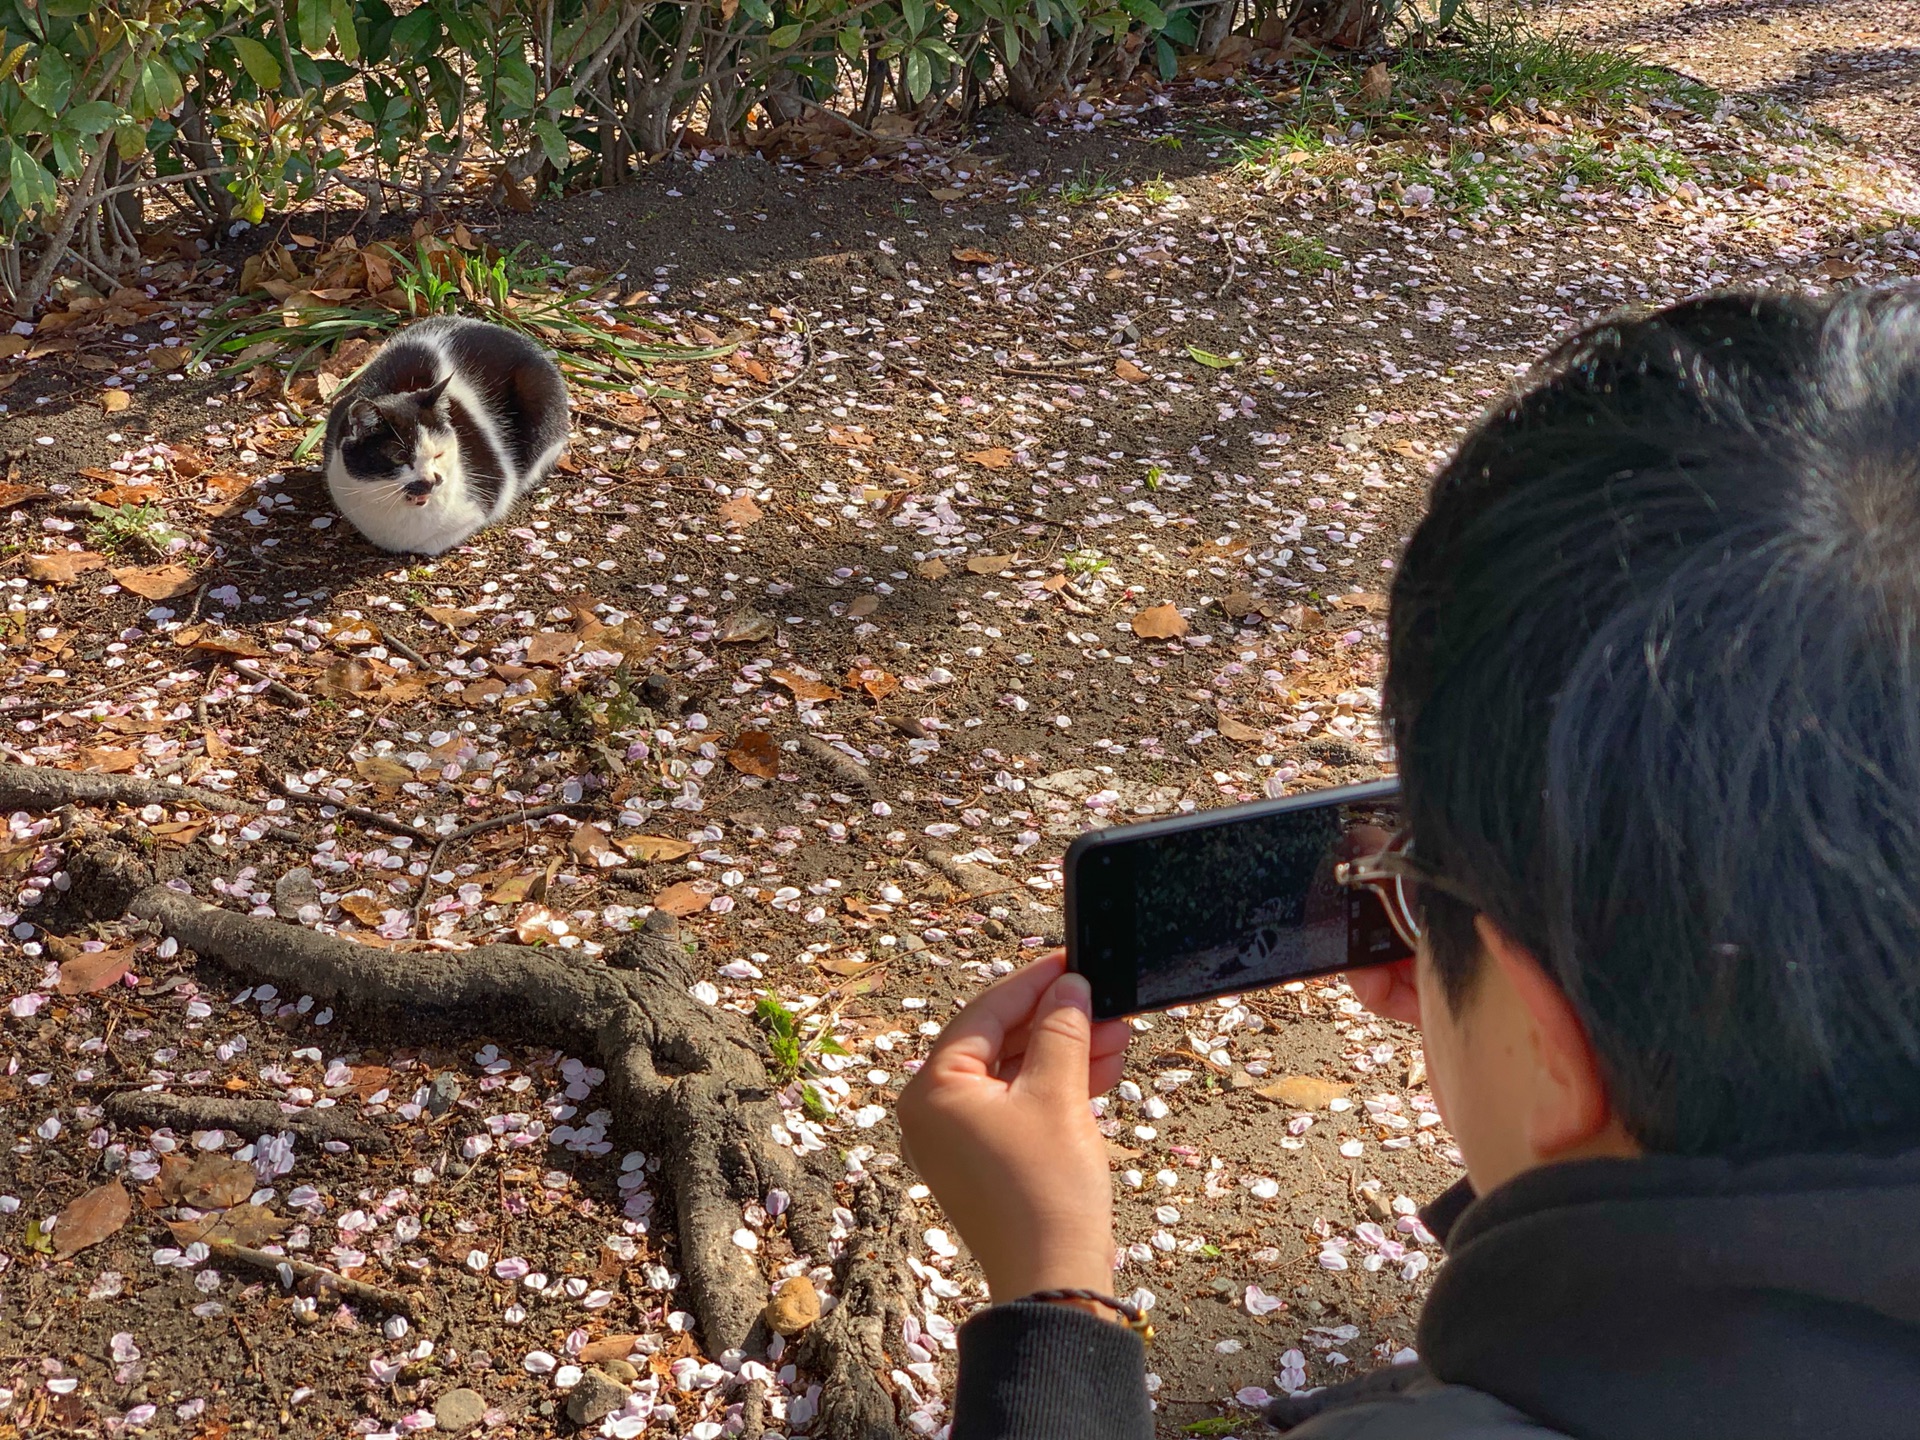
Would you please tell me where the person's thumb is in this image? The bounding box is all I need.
[1013,972,1094,1102]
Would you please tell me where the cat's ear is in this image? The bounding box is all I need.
[344,397,383,440]
[414,373,451,414]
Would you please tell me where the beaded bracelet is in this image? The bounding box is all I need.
[1015,1287,1155,1342]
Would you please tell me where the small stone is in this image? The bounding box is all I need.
[595,1358,638,1383]
[433,1387,486,1434]
[272,866,320,920]
[426,1075,462,1118]
[717,610,776,645]
[565,1369,631,1426]
[764,1275,821,1336]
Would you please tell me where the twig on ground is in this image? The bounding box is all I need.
[722,311,815,417]
[230,1315,282,1404]
[208,1238,416,1317]
[377,629,431,670]
[232,661,309,708]
[0,763,300,844]
[921,844,1062,943]
[266,775,435,845]
[412,802,597,923]
[104,1090,390,1152]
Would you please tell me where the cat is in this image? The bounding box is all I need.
[323,316,570,555]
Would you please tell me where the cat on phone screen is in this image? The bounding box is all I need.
[324,317,569,555]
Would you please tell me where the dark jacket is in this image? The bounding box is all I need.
[950,1148,1920,1440]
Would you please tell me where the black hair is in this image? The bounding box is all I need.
[1388,285,1920,1158]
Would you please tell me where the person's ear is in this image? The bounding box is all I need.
[1474,915,1631,1163]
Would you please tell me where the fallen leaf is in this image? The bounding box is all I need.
[92,483,164,509]
[167,1153,256,1210]
[78,747,140,774]
[651,881,714,917]
[1130,604,1190,640]
[847,666,900,701]
[0,482,49,509]
[1218,591,1265,619]
[1217,715,1264,742]
[149,346,192,371]
[421,605,482,630]
[486,875,537,905]
[615,835,695,863]
[1360,61,1392,104]
[177,626,269,659]
[578,1335,642,1365]
[525,631,580,667]
[148,820,204,846]
[52,1180,131,1260]
[1114,358,1149,382]
[728,729,781,778]
[169,1203,287,1248]
[1278,606,1328,634]
[928,187,965,202]
[101,388,131,412]
[916,559,950,580]
[0,333,27,360]
[827,425,874,448]
[817,954,874,978]
[27,550,107,586]
[1335,591,1389,615]
[570,823,620,867]
[770,668,836,703]
[112,564,197,600]
[847,594,879,619]
[965,446,1013,469]
[1186,345,1241,369]
[718,609,776,644]
[328,621,382,648]
[717,494,763,528]
[55,945,134,995]
[337,894,386,925]
[950,247,997,265]
[736,356,771,384]
[966,554,1014,575]
[354,755,415,788]
[1256,1075,1351,1108]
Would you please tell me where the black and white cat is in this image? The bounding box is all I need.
[324,317,569,555]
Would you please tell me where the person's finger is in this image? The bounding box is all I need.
[1344,958,1421,1026]
[1090,1048,1130,1096]
[1090,1018,1133,1059]
[922,953,1069,1076]
[1011,972,1093,1101]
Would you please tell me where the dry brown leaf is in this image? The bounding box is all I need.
[827,425,875,448]
[78,747,140,774]
[53,1180,131,1260]
[1114,358,1149,383]
[177,626,269,659]
[736,356,771,384]
[727,730,781,779]
[1334,591,1389,615]
[101,388,132,413]
[169,1203,288,1248]
[650,881,714,917]
[0,333,28,360]
[148,820,205,846]
[817,954,874,978]
[486,875,537,905]
[55,946,134,995]
[0,482,49,509]
[966,554,1014,575]
[950,247,997,265]
[328,621,382,647]
[848,666,900,701]
[27,550,106,586]
[1217,715,1264,743]
[770,669,836,703]
[928,187,965,203]
[615,835,695,863]
[569,823,619,867]
[1360,62,1392,104]
[717,494,763,528]
[93,483,164,509]
[1257,1075,1351,1108]
[578,1335,642,1364]
[337,895,386,925]
[525,631,580,667]
[1130,604,1189,640]
[847,594,879,619]
[916,559,950,580]
[320,660,380,699]
[161,1153,257,1210]
[421,605,482,630]
[353,755,414,788]
[150,346,192,371]
[719,610,776,645]
[112,564,197,600]
[965,446,1013,469]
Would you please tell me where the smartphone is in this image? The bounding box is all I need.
[1065,778,1406,1020]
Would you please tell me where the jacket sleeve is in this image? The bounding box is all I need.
[951,1301,1153,1440]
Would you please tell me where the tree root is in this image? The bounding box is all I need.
[205,1238,416,1317]
[104,1090,390,1153]
[922,845,1062,943]
[123,885,912,1440]
[797,735,876,797]
[0,762,304,845]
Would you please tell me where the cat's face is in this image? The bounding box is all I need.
[338,377,456,509]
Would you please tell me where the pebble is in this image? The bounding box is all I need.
[595,1358,639,1383]
[433,1388,487,1434]
[765,1275,821,1336]
[565,1369,631,1426]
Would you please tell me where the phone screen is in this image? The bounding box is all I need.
[1066,780,1406,1018]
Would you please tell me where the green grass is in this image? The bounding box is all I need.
[88,501,183,560]
[1267,232,1343,273]
[755,992,848,1083]
[1058,165,1125,206]
[1138,176,1177,205]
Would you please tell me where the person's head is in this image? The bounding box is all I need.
[1388,285,1920,1193]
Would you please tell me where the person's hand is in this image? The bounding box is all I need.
[1343,957,1422,1027]
[898,951,1134,1303]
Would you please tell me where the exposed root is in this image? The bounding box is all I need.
[0,762,305,845]
[104,1090,390,1153]
[204,1238,417,1317]
[798,734,876,797]
[411,801,597,924]
[123,884,912,1438]
[922,845,1062,943]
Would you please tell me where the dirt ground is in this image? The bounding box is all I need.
[1,2,1916,1437]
